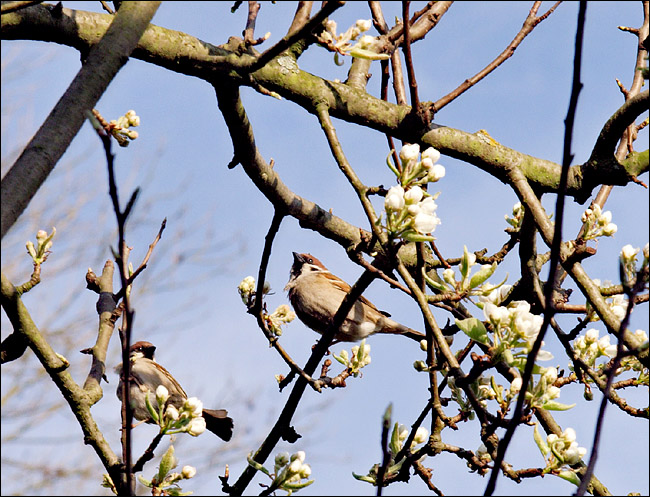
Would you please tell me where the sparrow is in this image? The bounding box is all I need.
[115,341,233,441]
[284,252,426,343]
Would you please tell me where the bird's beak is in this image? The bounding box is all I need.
[292,252,305,264]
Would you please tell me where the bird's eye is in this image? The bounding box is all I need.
[307,257,313,264]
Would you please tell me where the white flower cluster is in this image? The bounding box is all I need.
[238,276,292,336]
[620,243,649,285]
[150,385,207,437]
[271,450,313,494]
[354,421,429,485]
[504,202,525,231]
[573,328,617,366]
[475,375,522,408]
[26,227,56,264]
[581,204,617,240]
[430,245,498,295]
[393,143,446,187]
[384,184,441,241]
[137,445,197,495]
[535,424,587,474]
[238,275,270,306]
[319,19,388,61]
[267,304,296,337]
[482,300,553,364]
[477,283,512,305]
[585,279,630,323]
[334,339,371,377]
[382,144,446,242]
[527,366,573,410]
[109,109,140,147]
[607,294,629,322]
[389,423,429,454]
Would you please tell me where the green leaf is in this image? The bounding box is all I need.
[469,262,497,290]
[389,422,402,454]
[352,472,376,484]
[283,480,315,490]
[455,318,490,345]
[460,245,472,280]
[424,272,449,293]
[557,470,582,486]
[533,423,550,456]
[541,400,576,411]
[158,445,177,482]
[402,232,435,242]
[349,47,391,60]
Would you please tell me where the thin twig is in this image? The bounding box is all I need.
[576,268,647,495]
[434,1,561,113]
[485,4,586,494]
[246,1,344,73]
[242,1,262,46]
[250,210,321,390]
[401,1,421,111]
[375,404,392,496]
[93,123,136,495]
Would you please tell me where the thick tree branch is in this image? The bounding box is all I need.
[3,4,645,205]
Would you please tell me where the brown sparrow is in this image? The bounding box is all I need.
[284,252,425,343]
[115,341,233,441]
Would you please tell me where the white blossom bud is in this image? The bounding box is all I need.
[602,223,617,236]
[187,416,206,436]
[413,427,429,445]
[400,143,420,162]
[510,377,522,394]
[182,465,197,479]
[421,147,441,164]
[620,244,639,262]
[385,185,405,211]
[427,164,446,182]
[185,397,203,417]
[355,19,372,31]
[156,385,170,404]
[404,186,424,204]
[585,328,599,343]
[165,405,179,421]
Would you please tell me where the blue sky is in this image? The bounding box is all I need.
[1,2,648,495]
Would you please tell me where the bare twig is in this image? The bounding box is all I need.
[287,1,313,35]
[401,2,421,113]
[577,267,647,495]
[486,4,586,494]
[242,1,262,46]
[249,209,321,390]
[434,1,561,112]
[375,404,393,496]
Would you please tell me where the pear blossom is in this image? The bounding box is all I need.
[400,143,420,162]
[421,146,441,164]
[182,465,197,479]
[427,164,446,182]
[385,185,405,211]
[187,416,206,436]
[185,397,203,417]
[404,185,424,203]
[156,385,170,404]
